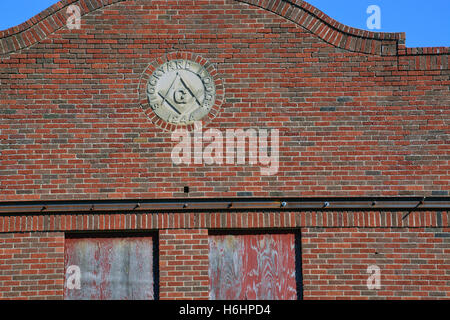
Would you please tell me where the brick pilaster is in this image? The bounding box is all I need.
[159,229,209,300]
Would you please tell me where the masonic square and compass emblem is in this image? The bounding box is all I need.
[139,52,224,131]
[146,59,216,125]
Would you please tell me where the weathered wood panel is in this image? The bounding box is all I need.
[64,236,154,300]
[209,233,297,300]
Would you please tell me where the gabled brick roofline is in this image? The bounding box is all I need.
[0,0,123,56]
[0,0,448,56]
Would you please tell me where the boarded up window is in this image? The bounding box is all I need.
[209,233,299,300]
[64,235,155,300]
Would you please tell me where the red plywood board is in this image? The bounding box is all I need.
[209,233,297,300]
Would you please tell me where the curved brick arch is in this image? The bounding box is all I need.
[237,0,404,56]
[0,0,126,56]
[2,0,443,57]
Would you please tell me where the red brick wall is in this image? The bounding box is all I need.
[0,0,448,200]
[159,229,209,300]
[0,232,64,300]
[0,0,448,300]
[302,227,450,300]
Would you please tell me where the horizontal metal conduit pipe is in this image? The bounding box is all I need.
[0,197,449,214]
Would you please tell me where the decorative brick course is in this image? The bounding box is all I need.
[0,211,448,233]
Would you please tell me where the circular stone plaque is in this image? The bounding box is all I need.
[146,59,216,125]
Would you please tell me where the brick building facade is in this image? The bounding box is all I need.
[0,0,448,300]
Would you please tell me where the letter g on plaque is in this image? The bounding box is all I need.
[139,52,224,131]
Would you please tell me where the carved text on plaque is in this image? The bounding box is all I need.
[147,60,216,125]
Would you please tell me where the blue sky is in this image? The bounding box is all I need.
[0,0,448,47]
